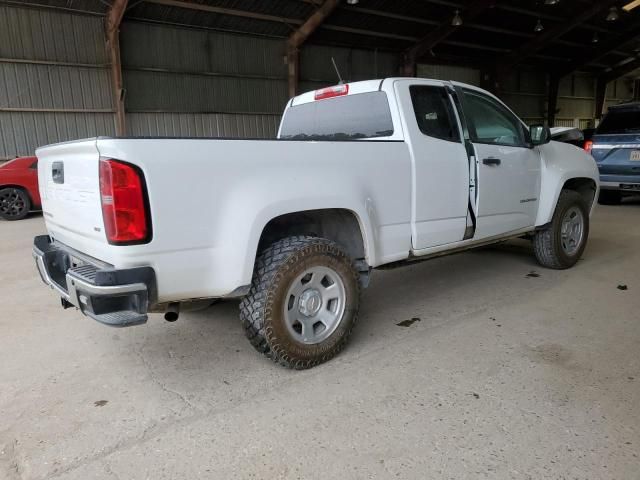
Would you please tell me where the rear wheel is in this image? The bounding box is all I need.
[533,190,589,269]
[0,188,31,221]
[239,236,360,369]
[598,190,622,205]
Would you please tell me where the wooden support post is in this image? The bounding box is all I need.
[595,77,607,121]
[287,0,339,97]
[547,75,560,127]
[287,44,300,99]
[106,0,128,136]
[402,52,416,77]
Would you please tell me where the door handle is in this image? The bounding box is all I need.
[482,157,501,166]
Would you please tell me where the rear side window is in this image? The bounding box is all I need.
[597,109,640,134]
[410,85,460,142]
[279,91,394,140]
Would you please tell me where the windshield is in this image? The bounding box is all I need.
[279,91,394,141]
[597,109,640,135]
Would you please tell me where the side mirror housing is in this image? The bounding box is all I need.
[529,124,551,146]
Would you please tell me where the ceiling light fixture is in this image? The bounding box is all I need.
[592,32,599,44]
[452,9,463,26]
[544,0,559,5]
[623,0,640,12]
[606,6,619,21]
[346,0,359,5]
[534,19,544,33]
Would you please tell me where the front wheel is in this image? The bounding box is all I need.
[239,236,361,369]
[533,190,589,269]
[0,188,31,221]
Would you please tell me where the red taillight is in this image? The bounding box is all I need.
[99,159,150,244]
[314,84,349,100]
[584,140,593,154]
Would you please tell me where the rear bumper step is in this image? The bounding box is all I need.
[33,235,156,327]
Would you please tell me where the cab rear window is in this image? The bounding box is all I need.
[597,109,640,134]
[279,91,394,141]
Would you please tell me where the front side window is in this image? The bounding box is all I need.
[462,89,525,147]
[409,85,460,142]
[279,91,394,141]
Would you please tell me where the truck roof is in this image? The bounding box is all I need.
[290,77,483,107]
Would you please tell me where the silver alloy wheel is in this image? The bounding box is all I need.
[283,266,346,345]
[0,188,26,218]
[560,206,584,256]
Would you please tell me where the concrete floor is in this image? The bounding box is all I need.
[1,201,638,480]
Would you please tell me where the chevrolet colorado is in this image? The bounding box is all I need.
[33,78,599,369]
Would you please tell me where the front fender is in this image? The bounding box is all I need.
[535,141,599,226]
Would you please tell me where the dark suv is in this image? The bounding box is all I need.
[587,102,640,204]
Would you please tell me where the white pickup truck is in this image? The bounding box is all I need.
[33,78,599,369]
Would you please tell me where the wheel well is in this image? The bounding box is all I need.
[562,178,597,209]
[258,209,367,263]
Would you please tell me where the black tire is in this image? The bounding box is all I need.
[533,190,589,269]
[239,236,360,369]
[0,188,31,221]
[598,190,622,205]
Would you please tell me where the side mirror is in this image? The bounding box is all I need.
[529,124,551,146]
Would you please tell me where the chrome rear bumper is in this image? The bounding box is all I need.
[33,235,156,327]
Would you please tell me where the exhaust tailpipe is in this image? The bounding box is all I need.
[164,303,180,322]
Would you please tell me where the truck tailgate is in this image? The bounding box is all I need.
[36,139,106,251]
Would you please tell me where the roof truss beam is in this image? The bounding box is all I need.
[404,0,496,70]
[560,26,640,78]
[500,0,619,69]
[603,56,640,83]
[144,0,304,25]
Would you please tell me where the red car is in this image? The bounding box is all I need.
[0,156,41,220]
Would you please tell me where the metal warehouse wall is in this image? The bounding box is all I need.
[417,63,635,127]
[0,8,400,155]
[121,22,401,139]
[0,5,115,160]
[120,22,286,138]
